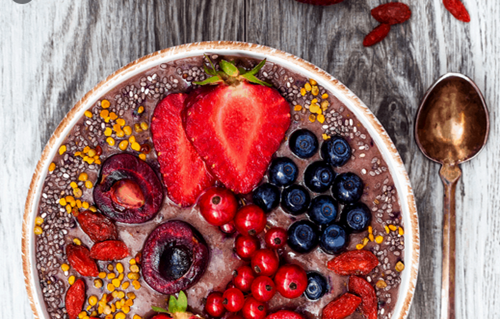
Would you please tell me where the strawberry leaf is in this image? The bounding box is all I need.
[245,58,267,76]
[219,60,239,77]
[203,64,217,76]
[151,306,170,313]
[177,291,188,313]
[168,295,178,313]
[241,73,272,87]
[193,76,221,86]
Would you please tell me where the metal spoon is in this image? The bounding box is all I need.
[415,73,489,319]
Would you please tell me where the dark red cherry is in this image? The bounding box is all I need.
[242,296,267,319]
[250,276,276,302]
[251,249,279,277]
[234,205,267,236]
[205,291,225,317]
[198,187,238,226]
[233,265,256,292]
[235,235,260,260]
[222,287,245,312]
[220,221,237,234]
[274,264,308,299]
[264,227,287,249]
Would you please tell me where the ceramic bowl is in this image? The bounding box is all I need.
[22,41,419,319]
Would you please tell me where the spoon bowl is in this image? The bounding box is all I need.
[415,72,489,319]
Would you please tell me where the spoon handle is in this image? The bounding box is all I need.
[439,164,462,319]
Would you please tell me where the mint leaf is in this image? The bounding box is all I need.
[219,60,239,77]
[152,306,170,313]
[177,291,188,313]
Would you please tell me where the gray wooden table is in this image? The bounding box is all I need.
[1,0,499,318]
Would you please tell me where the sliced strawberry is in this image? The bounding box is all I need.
[348,276,378,319]
[151,93,216,207]
[184,82,290,194]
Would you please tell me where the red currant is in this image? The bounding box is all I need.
[220,220,237,234]
[241,296,267,319]
[205,291,225,317]
[198,187,238,226]
[265,227,287,249]
[235,235,260,260]
[274,264,308,299]
[233,265,256,292]
[234,205,267,236]
[251,249,279,277]
[250,276,276,302]
[222,287,245,312]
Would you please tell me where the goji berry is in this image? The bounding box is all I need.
[65,278,85,319]
[371,2,411,25]
[348,276,378,319]
[77,210,117,243]
[295,0,345,5]
[89,240,130,261]
[327,250,379,275]
[443,0,470,22]
[322,293,362,319]
[363,24,391,47]
[66,244,99,277]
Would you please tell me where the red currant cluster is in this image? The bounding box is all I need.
[198,187,309,319]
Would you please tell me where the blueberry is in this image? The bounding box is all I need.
[281,185,311,216]
[320,224,348,254]
[252,183,281,213]
[341,202,372,233]
[305,272,328,301]
[287,220,319,253]
[321,136,352,167]
[308,195,338,226]
[332,172,364,204]
[268,157,298,187]
[289,129,319,159]
[304,161,336,193]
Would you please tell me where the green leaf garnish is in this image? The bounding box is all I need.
[241,73,272,87]
[193,76,222,86]
[219,60,239,77]
[152,306,170,313]
[177,291,188,313]
[168,295,178,313]
[203,64,217,76]
[245,59,267,76]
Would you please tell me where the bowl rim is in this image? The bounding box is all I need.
[22,41,419,319]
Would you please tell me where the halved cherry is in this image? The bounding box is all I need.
[110,179,145,209]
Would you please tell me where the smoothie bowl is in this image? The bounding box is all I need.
[22,41,419,319]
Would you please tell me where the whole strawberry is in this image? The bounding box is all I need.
[185,58,291,194]
[295,0,345,5]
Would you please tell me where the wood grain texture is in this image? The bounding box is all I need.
[1,0,499,318]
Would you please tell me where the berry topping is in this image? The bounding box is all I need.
[198,187,238,226]
[185,59,291,194]
[332,172,364,204]
[93,153,164,223]
[233,265,256,292]
[235,235,260,260]
[327,250,379,276]
[252,183,281,213]
[265,310,305,319]
[142,221,209,294]
[281,185,311,216]
[220,221,237,235]
[289,129,319,159]
[205,292,225,318]
[268,157,299,187]
[151,93,215,207]
[66,244,99,277]
[89,240,130,261]
[265,227,288,250]
[234,205,267,236]
[287,220,319,254]
[341,202,372,233]
[320,224,348,254]
[222,288,245,312]
[251,276,276,302]
[251,249,280,277]
[304,161,336,193]
[307,195,338,226]
[305,272,328,301]
[242,297,268,319]
[320,136,352,167]
[65,279,85,319]
[151,291,203,319]
[348,276,378,319]
[274,264,308,299]
[322,293,361,319]
[76,210,117,243]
